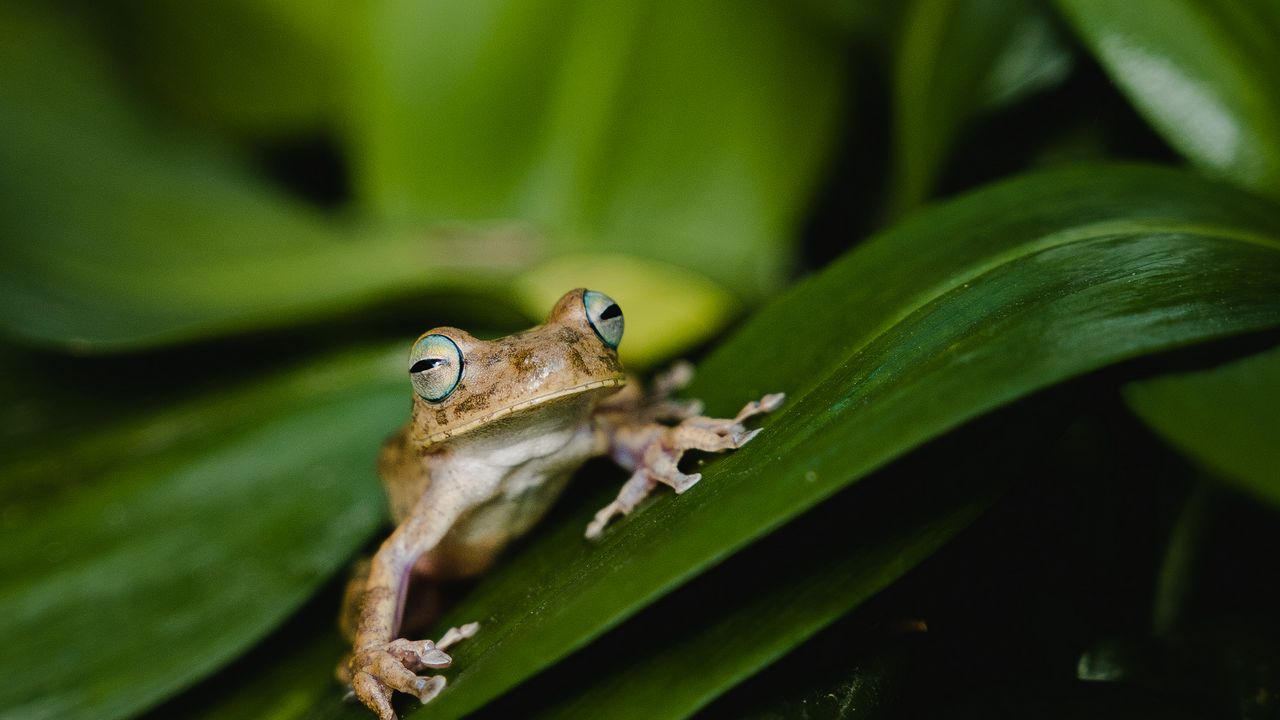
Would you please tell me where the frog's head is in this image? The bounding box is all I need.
[406,288,627,445]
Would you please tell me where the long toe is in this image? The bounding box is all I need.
[352,672,398,720]
[416,675,447,704]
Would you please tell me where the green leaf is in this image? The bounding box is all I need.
[0,1,535,351]
[164,462,989,720]
[1055,0,1280,199]
[393,164,1280,718]
[344,0,847,297]
[15,163,1280,720]
[103,0,352,136]
[1124,343,1280,507]
[0,346,403,720]
[533,484,991,719]
[891,0,1073,214]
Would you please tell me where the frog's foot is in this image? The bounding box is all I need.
[587,392,785,538]
[346,623,479,720]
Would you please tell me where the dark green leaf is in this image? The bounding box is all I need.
[164,461,989,720]
[0,346,403,720]
[1125,344,1280,507]
[891,0,1072,213]
[344,0,847,297]
[398,164,1280,718]
[533,487,991,719]
[1055,0,1280,199]
[13,163,1280,720]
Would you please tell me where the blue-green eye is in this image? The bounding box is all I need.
[409,334,463,402]
[583,290,624,348]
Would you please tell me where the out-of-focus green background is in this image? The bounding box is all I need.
[3,1,1280,719]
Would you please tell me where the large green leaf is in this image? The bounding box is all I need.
[377,164,1279,718]
[1055,0,1280,199]
[1125,344,1280,507]
[99,0,351,136]
[344,0,846,297]
[12,163,1280,720]
[158,454,991,720]
[532,486,991,718]
[891,0,1072,214]
[0,2,534,351]
[0,346,403,720]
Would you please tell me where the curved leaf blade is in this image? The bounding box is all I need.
[534,488,992,719]
[1125,343,1280,506]
[400,164,1280,718]
[0,347,403,720]
[0,2,534,352]
[1055,0,1280,198]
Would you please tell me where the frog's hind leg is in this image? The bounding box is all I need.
[336,557,372,687]
[339,557,372,646]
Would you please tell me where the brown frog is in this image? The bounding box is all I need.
[340,288,783,719]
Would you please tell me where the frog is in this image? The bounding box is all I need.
[339,288,784,720]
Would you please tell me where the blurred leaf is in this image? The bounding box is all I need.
[513,253,737,368]
[385,164,1280,719]
[104,0,352,136]
[0,1,537,352]
[891,0,1072,214]
[1055,0,1280,199]
[344,0,847,297]
[1124,344,1280,507]
[795,0,896,41]
[0,345,404,720]
[1151,481,1212,636]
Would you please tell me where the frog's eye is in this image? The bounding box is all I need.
[582,290,624,349]
[409,334,463,402]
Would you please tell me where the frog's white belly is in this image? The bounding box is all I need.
[418,415,598,577]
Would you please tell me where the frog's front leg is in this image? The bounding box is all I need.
[347,495,479,720]
[587,388,785,539]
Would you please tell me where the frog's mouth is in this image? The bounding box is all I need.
[426,376,626,444]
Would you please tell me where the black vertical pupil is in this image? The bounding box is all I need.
[410,358,446,373]
[599,303,622,320]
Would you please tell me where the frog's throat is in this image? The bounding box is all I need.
[425,376,626,445]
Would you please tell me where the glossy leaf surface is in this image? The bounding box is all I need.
[402,164,1280,718]
[9,165,1280,720]
[533,486,991,718]
[1056,0,1280,198]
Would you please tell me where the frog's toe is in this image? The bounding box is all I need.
[384,638,453,670]
[352,648,446,706]
[351,671,397,720]
[347,626,478,713]
[437,621,481,650]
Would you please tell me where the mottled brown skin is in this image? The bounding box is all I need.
[342,288,784,720]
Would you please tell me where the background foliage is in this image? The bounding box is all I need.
[1,1,1277,718]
